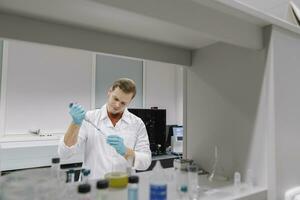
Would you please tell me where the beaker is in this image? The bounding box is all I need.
[173,159,192,195]
[188,163,200,200]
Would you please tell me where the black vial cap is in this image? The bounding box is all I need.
[78,183,91,193]
[96,179,109,189]
[128,175,139,184]
[52,157,60,164]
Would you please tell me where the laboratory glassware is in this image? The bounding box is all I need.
[96,179,109,200]
[208,146,227,182]
[81,168,91,183]
[149,160,167,200]
[51,157,60,179]
[77,183,91,200]
[188,163,200,200]
[173,159,191,195]
[128,175,139,200]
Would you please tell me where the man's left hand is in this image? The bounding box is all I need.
[107,135,126,156]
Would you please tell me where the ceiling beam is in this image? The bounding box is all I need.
[95,0,264,49]
[0,12,192,66]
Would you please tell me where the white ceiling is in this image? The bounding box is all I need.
[0,0,273,50]
[0,0,217,49]
[236,0,287,10]
[236,0,300,20]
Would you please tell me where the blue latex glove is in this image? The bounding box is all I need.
[107,135,126,156]
[69,103,86,125]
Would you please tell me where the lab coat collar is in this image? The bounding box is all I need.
[122,108,131,124]
[99,104,131,124]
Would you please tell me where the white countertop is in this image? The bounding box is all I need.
[0,167,267,200]
[96,168,267,200]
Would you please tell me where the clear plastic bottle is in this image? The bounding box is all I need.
[51,157,60,179]
[62,169,77,200]
[245,169,254,189]
[149,160,167,200]
[96,179,109,200]
[233,171,241,194]
[78,183,91,200]
[128,175,139,200]
[66,169,76,183]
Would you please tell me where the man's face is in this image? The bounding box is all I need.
[107,87,134,114]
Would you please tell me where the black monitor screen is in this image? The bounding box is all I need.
[128,108,166,155]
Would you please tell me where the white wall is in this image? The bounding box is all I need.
[144,60,183,125]
[269,26,300,200]
[1,40,92,135]
[95,54,143,109]
[187,27,300,200]
[0,43,184,171]
[187,42,267,186]
[0,41,2,97]
[0,41,183,136]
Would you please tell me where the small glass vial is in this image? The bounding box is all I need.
[81,168,91,183]
[66,169,76,183]
[233,171,241,194]
[179,185,189,200]
[78,183,91,200]
[51,157,60,179]
[96,179,109,200]
[128,175,139,200]
[245,169,254,189]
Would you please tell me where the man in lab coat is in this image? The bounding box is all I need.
[58,78,151,179]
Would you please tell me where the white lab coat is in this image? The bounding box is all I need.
[58,104,152,179]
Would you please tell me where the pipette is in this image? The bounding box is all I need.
[69,103,106,137]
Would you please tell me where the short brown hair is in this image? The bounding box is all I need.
[111,78,136,98]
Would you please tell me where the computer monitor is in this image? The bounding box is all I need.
[172,126,183,137]
[171,126,183,154]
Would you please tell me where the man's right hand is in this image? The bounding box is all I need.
[69,104,86,125]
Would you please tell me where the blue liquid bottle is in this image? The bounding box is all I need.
[149,161,167,200]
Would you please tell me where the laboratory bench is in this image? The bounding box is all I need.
[0,153,180,180]
[139,168,266,200]
[0,167,267,200]
[61,153,182,180]
[58,153,180,171]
